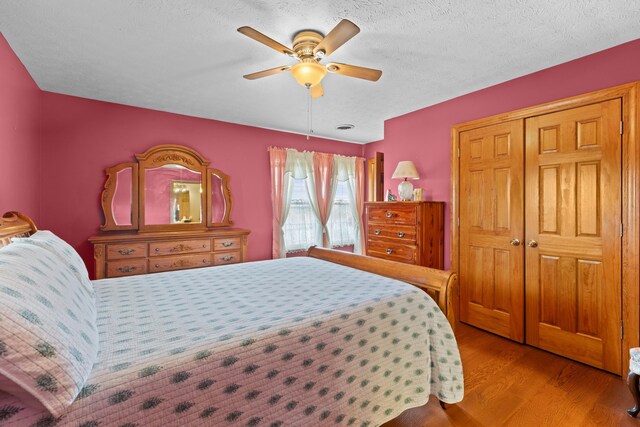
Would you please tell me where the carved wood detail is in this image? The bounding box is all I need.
[170,244,194,253]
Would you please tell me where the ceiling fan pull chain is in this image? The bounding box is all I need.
[306,85,312,140]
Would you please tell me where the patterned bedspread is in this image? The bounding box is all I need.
[3,257,463,426]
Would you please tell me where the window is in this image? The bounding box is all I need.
[282,178,355,253]
[327,180,356,248]
[283,178,320,252]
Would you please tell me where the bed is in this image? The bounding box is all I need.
[0,211,463,426]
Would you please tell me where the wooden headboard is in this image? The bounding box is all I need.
[0,211,38,248]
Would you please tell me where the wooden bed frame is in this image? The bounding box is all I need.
[0,211,38,246]
[307,246,457,330]
[0,211,458,413]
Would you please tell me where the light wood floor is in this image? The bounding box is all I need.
[383,323,637,427]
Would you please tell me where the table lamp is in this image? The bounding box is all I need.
[392,161,420,201]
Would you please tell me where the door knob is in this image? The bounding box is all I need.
[509,238,521,247]
[528,240,538,248]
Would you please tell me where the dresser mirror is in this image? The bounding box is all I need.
[144,165,203,225]
[208,169,232,226]
[101,162,139,230]
[100,144,233,231]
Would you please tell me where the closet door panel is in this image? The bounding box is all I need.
[525,99,622,374]
[459,120,525,342]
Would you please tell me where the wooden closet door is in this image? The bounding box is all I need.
[525,99,622,374]
[459,120,525,342]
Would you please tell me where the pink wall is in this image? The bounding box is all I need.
[0,34,41,222]
[38,93,362,275]
[365,38,640,269]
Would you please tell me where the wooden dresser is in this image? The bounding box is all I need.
[91,144,250,280]
[365,201,444,268]
[90,229,249,279]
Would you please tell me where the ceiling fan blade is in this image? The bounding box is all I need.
[325,62,382,81]
[313,19,360,56]
[237,26,296,56]
[310,83,324,98]
[243,65,291,80]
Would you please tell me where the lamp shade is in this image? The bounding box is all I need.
[290,61,327,87]
[392,161,420,180]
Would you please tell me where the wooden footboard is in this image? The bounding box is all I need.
[307,247,457,331]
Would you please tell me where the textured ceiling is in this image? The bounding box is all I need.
[1,1,639,143]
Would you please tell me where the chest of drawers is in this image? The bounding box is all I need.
[365,201,444,268]
[89,229,249,279]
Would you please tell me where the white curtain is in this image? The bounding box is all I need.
[284,149,322,250]
[334,155,364,254]
[278,166,294,259]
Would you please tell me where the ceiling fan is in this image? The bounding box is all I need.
[237,19,382,98]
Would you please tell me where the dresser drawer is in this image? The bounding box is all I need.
[106,259,148,278]
[212,251,241,266]
[367,205,417,225]
[150,239,210,257]
[149,254,211,273]
[367,224,417,242]
[213,237,242,251]
[367,240,417,264]
[106,243,147,260]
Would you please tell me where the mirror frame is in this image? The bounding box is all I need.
[137,145,209,232]
[100,162,139,230]
[100,144,235,232]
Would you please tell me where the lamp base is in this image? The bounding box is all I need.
[398,180,414,201]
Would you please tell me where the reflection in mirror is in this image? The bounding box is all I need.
[171,180,202,223]
[112,167,133,226]
[210,173,226,224]
[145,165,202,225]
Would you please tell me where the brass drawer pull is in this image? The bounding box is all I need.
[117,249,136,255]
[222,255,234,261]
[386,249,394,255]
[374,230,381,235]
[222,241,234,247]
[118,266,137,273]
[397,232,405,238]
[385,211,395,218]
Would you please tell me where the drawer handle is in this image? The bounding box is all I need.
[374,230,381,235]
[155,248,160,252]
[386,249,394,255]
[118,266,137,273]
[155,264,160,268]
[222,255,234,261]
[397,232,405,238]
[203,259,208,263]
[222,241,234,247]
[117,249,136,255]
[385,211,395,218]
[202,244,207,248]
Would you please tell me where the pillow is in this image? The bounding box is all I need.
[12,230,93,295]
[0,243,99,417]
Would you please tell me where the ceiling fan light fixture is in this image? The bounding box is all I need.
[290,61,327,87]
